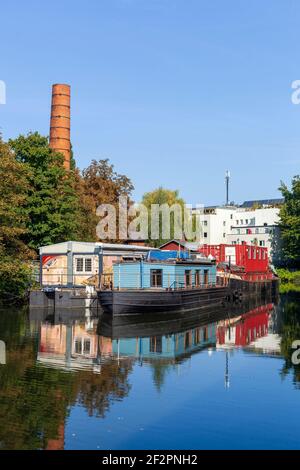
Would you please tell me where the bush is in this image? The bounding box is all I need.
[277,268,300,294]
[0,258,32,304]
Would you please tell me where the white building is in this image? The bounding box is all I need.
[192,199,283,263]
[197,206,236,244]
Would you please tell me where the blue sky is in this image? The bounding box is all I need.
[0,0,299,205]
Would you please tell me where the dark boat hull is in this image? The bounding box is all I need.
[99,286,229,316]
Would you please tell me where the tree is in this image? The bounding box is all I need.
[0,137,33,302]
[78,159,134,241]
[0,137,30,256]
[279,176,300,267]
[9,132,79,250]
[141,187,186,247]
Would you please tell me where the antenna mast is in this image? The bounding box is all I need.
[225,170,230,205]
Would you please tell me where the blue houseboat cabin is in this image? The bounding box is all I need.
[113,259,217,290]
[99,251,227,316]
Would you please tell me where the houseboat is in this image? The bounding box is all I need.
[198,244,279,298]
[160,241,279,299]
[99,252,229,316]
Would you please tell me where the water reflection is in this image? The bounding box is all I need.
[0,294,300,449]
[35,300,281,368]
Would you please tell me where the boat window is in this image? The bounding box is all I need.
[150,336,162,353]
[185,270,192,287]
[185,332,192,349]
[195,270,200,286]
[150,269,163,288]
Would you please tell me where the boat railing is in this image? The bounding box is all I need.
[99,272,217,291]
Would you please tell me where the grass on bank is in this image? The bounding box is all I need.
[277,269,300,294]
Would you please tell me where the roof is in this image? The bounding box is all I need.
[159,239,202,252]
[39,241,156,255]
[240,199,284,208]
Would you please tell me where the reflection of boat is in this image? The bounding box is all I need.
[98,297,274,340]
[98,300,278,363]
[32,294,280,373]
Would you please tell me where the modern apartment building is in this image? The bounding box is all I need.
[192,199,283,263]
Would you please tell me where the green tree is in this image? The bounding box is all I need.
[279,176,300,267]
[0,137,32,302]
[0,137,30,256]
[9,132,79,250]
[141,187,186,247]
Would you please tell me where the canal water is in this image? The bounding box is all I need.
[0,294,300,450]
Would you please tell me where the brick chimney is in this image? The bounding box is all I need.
[49,84,71,170]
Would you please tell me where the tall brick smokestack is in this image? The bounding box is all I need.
[49,84,71,170]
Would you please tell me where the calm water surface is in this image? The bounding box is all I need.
[0,294,300,450]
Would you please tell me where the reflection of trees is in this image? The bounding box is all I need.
[279,295,300,386]
[75,361,133,417]
[0,309,133,449]
[149,360,174,392]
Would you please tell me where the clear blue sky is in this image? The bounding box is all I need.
[0,0,299,205]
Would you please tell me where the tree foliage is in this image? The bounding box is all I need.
[9,132,79,250]
[0,137,30,256]
[141,187,186,247]
[0,137,32,301]
[78,159,134,241]
[279,176,300,267]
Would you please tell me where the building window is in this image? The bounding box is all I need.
[83,339,91,355]
[223,233,226,238]
[236,220,239,225]
[74,337,91,355]
[240,219,243,225]
[150,269,163,287]
[245,219,248,224]
[259,240,265,247]
[223,221,226,226]
[230,214,233,219]
[203,220,208,226]
[75,257,93,274]
[204,232,208,238]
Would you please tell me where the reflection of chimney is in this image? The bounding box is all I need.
[49,84,71,170]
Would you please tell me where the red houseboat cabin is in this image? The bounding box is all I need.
[160,241,273,281]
